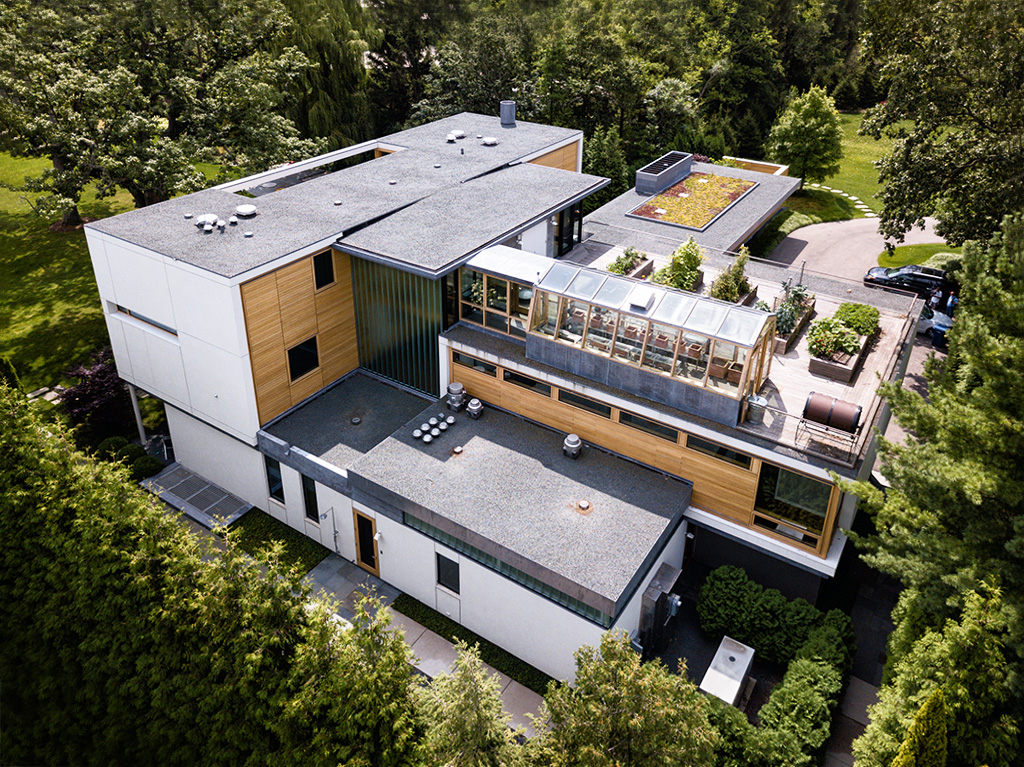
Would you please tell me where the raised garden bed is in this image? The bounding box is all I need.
[626,258,654,280]
[628,173,758,230]
[773,299,816,355]
[808,333,870,383]
[737,285,758,307]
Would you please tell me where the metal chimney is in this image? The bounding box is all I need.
[500,100,516,127]
[563,433,582,459]
[446,382,467,411]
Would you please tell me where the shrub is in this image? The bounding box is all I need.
[796,609,856,677]
[96,436,129,460]
[608,246,644,275]
[762,280,813,336]
[130,455,165,482]
[775,301,800,336]
[0,356,21,392]
[652,238,704,291]
[807,317,861,359]
[712,249,752,302]
[833,302,880,336]
[759,659,843,759]
[923,251,962,276]
[697,566,762,640]
[56,348,134,446]
[115,443,147,463]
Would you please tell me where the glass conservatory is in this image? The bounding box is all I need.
[526,263,775,399]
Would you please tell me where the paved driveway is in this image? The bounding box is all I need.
[767,217,946,281]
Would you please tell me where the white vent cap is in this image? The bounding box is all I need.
[482,136,498,146]
[235,204,258,217]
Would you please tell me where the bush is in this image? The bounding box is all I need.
[56,348,134,447]
[697,565,762,640]
[923,251,962,276]
[711,249,752,303]
[759,659,843,760]
[96,435,129,460]
[796,609,856,677]
[0,356,21,392]
[760,280,813,336]
[651,238,704,291]
[130,455,165,482]
[807,317,861,359]
[115,443,147,463]
[833,302,880,336]
[608,246,644,275]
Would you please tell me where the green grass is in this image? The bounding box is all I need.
[228,509,331,573]
[877,242,962,268]
[392,593,555,695]
[819,113,911,211]
[0,153,134,391]
[746,189,860,258]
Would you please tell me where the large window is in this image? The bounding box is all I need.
[313,252,335,290]
[558,389,611,418]
[458,269,533,338]
[503,369,551,396]
[687,435,752,469]
[287,336,319,381]
[619,411,679,442]
[453,351,496,377]
[302,474,318,522]
[265,456,284,503]
[755,463,831,534]
[436,553,460,594]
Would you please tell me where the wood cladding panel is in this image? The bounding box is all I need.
[529,142,579,172]
[452,354,780,544]
[241,250,359,425]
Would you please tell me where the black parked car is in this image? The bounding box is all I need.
[863,264,953,299]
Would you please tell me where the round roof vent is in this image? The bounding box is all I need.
[235,203,258,218]
[452,129,466,139]
[446,133,456,143]
[482,136,498,146]
[196,213,218,227]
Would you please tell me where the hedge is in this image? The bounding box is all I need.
[696,565,853,666]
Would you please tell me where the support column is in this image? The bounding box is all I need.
[127,383,147,446]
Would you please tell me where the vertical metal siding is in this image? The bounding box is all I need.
[351,258,442,396]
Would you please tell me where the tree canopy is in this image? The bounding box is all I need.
[767,86,843,183]
[846,213,1024,766]
[861,0,1024,244]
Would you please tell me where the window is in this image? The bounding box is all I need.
[619,411,679,442]
[113,304,178,336]
[265,456,284,503]
[557,389,611,418]
[436,553,460,594]
[502,369,551,396]
[287,336,319,381]
[313,252,335,290]
[302,475,318,522]
[686,435,752,469]
[754,463,831,534]
[453,351,496,377]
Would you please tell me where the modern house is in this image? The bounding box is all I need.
[85,106,919,680]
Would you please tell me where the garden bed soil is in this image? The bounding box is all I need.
[626,258,654,280]
[773,300,816,355]
[808,332,872,383]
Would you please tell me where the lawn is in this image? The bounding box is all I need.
[822,112,908,212]
[877,242,962,268]
[631,173,757,229]
[0,153,134,392]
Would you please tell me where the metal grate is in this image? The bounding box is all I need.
[189,486,229,512]
[169,476,207,501]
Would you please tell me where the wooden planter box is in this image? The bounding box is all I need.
[627,259,655,280]
[773,299,816,355]
[738,285,758,307]
[808,333,871,383]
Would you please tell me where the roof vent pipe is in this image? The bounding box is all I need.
[500,100,516,127]
[447,382,467,411]
[467,398,483,420]
[563,433,582,459]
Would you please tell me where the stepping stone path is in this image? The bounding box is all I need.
[806,182,877,217]
[27,386,61,402]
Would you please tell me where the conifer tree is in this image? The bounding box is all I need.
[890,689,947,767]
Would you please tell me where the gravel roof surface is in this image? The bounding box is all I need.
[349,401,689,601]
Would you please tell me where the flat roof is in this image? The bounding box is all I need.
[338,163,606,276]
[585,162,802,256]
[347,401,689,609]
[86,113,584,279]
[264,372,431,469]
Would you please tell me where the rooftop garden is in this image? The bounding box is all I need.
[630,172,757,230]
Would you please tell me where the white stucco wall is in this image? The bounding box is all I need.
[356,502,614,681]
[86,230,260,443]
[165,405,268,509]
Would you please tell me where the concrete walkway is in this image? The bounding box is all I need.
[306,554,545,735]
[767,216,946,281]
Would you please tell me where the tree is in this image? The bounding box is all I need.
[766,86,843,182]
[0,382,426,765]
[583,126,629,210]
[852,588,1018,767]
[0,0,320,223]
[536,632,719,767]
[845,213,1024,766]
[417,641,524,767]
[860,0,1024,245]
[56,347,134,447]
[890,689,947,767]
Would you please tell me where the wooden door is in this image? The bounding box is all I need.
[353,510,379,576]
